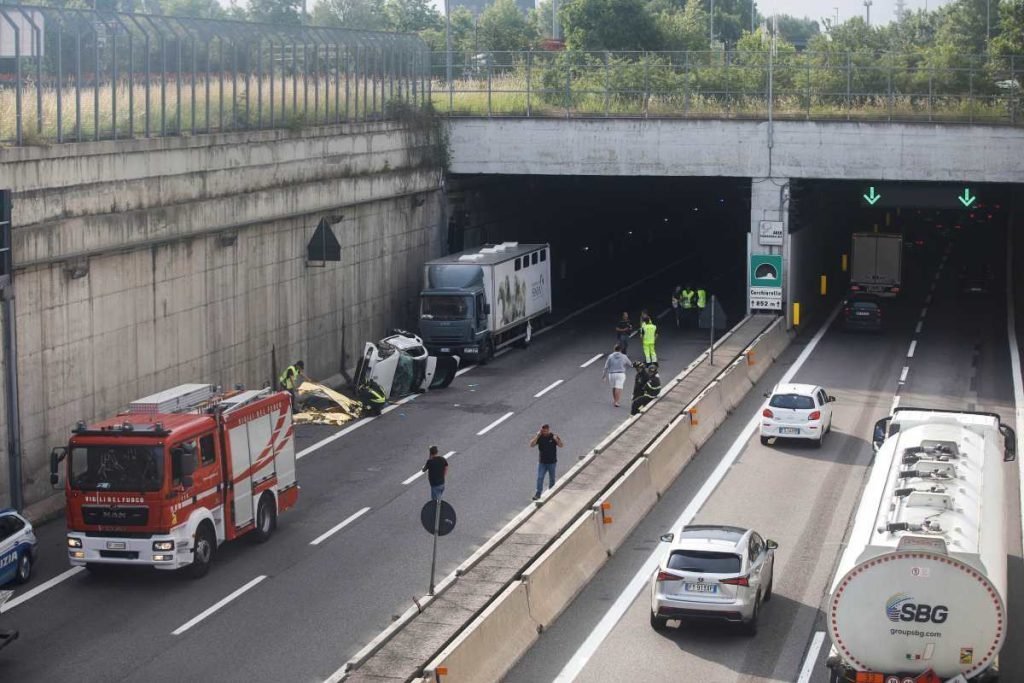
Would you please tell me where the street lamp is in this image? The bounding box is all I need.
[863,0,872,26]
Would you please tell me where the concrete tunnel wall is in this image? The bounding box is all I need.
[0,123,445,512]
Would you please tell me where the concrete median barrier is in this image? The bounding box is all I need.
[644,414,696,495]
[686,382,726,450]
[717,358,753,412]
[424,581,539,683]
[596,458,658,554]
[521,510,608,629]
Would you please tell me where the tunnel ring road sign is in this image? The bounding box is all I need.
[749,254,783,310]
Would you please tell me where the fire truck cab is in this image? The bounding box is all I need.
[50,384,298,578]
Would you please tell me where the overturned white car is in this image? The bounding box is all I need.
[354,330,460,413]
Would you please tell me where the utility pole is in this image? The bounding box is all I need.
[709,0,714,45]
[444,0,452,85]
[894,0,906,21]
[986,0,991,45]
[553,0,560,40]
[863,0,872,26]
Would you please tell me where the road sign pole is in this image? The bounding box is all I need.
[429,496,442,595]
[709,295,716,366]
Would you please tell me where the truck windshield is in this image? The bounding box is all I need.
[70,445,164,492]
[421,296,471,321]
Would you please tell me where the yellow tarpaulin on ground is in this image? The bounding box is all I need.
[292,381,363,425]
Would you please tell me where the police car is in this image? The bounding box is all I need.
[0,509,37,585]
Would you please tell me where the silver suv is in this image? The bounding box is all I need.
[649,524,777,635]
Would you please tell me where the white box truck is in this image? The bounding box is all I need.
[850,232,903,296]
[825,408,1017,683]
[418,243,552,362]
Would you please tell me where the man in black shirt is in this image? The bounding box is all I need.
[422,446,448,501]
[529,424,564,501]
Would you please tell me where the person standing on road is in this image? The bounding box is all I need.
[602,344,632,407]
[530,425,564,501]
[640,314,658,364]
[279,360,310,411]
[422,445,448,501]
[615,312,633,355]
[672,285,683,328]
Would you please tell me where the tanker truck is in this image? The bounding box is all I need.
[825,408,1017,683]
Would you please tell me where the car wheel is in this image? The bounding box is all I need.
[826,417,832,434]
[650,611,669,631]
[760,436,770,446]
[253,493,276,544]
[813,433,823,449]
[479,339,495,365]
[188,523,216,579]
[744,594,761,636]
[15,551,32,584]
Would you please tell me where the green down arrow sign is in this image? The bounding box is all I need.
[958,188,977,207]
[862,187,881,205]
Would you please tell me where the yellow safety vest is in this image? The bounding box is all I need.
[641,322,657,343]
[696,289,707,309]
[680,290,695,309]
[280,365,299,390]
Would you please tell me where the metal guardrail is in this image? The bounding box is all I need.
[0,4,431,145]
[429,50,1023,125]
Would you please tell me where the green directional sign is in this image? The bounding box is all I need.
[958,188,977,208]
[862,187,881,205]
[749,254,783,310]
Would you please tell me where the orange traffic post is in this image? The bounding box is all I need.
[793,302,801,326]
[820,275,827,296]
[841,253,848,272]
[688,407,699,425]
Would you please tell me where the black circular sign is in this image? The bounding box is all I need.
[420,500,457,536]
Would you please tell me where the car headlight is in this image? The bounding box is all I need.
[67,536,82,548]
[152,541,174,551]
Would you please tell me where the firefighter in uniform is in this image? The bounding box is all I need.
[640,314,658,364]
[279,360,310,411]
[630,361,663,415]
[358,378,388,416]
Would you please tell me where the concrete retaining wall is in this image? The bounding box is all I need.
[596,457,658,553]
[0,122,444,511]
[644,414,695,495]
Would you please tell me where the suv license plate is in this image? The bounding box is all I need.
[439,348,450,353]
[779,427,800,435]
[685,583,717,593]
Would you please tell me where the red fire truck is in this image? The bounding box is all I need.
[49,384,298,578]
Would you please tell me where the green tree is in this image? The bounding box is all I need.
[991,0,1024,56]
[420,6,476,54]
[774,14,818,48]
[247,0,303,24]
[530,0,556,39]
[655,0,709,52]
[708,0,759,46]
[478,0,538,52]
[157,0,228,17]
[311,0,389,29]
[383,0,442,32]
[559,0,660,51]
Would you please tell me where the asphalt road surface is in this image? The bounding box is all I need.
[505,232,1023,682]
[0,265,738,683]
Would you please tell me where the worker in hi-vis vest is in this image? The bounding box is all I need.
[640,315,658,364]
[279,360,310,411]
[679,286,696,328]
[696,288,708,325]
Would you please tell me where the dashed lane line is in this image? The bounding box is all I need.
[915,320,923,335]
[402,451,457,486]
[476,411,515,436]
[534,380,564,398]
[580,354,604,368]
[310,507,372,546]
[899,366,910,384]
[907,341,917,358]
[0,566,84,614]
[172,575,266,635]
[796,631,827,683]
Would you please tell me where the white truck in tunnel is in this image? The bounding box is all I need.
[825,408,1017,683]
[850,232,903,296]
[418,243,552,363]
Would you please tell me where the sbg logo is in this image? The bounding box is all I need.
[886,593,949,623]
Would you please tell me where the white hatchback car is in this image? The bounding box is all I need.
[650,525,777,635]
[760,383,835,447]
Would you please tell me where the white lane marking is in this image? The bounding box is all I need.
[310,507,372,546]
[402,451,457,485]
[552,305,841,683]
[0,566,84,614]
[890,394,901,415]
[796,631,827,683]
[1005,235,1024,558]
[920,307,928,319]
[477,411,515,436]
[580,353,604,368]
[915,320,923,334]
[534,380,565,398]
[925,294,932,305]
[930,282,937,293]
[907,341,917,358]
[296,417,375,460]
[899,366,910,384]
[381,394,418,415]
[172,575,266,635]
[455,365,475,377]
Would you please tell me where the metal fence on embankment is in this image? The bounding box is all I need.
[0,4,431,145]
[430,50,1023,126]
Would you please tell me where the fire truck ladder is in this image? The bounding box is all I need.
[218,388,275,415]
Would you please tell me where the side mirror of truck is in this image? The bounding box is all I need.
[872,417,891,452]
[50,447,67,488]
[1000,425,1017,462]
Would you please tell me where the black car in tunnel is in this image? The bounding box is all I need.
[841,293,883,332]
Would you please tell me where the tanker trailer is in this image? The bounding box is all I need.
[825,408,1017,683]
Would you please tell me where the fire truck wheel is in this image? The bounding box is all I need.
[188,523,216,579]
[254,494,276,543]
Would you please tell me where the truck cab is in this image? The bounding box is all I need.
[419,288,490,358]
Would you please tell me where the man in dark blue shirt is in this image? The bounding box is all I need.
[529,425,564,501]
[422,446,448,501]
